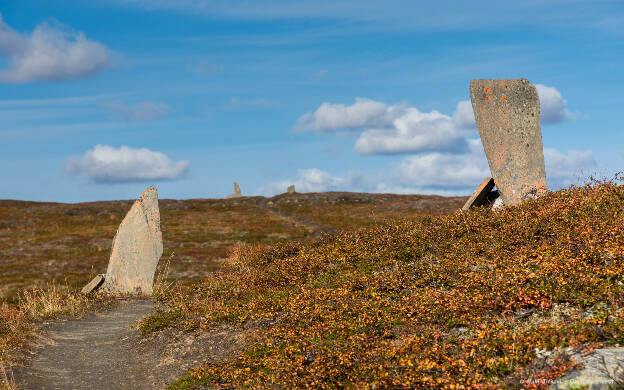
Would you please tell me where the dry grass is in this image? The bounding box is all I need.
[18,283,93,321]
[0,283,113,369]
[153,251,176,299]
[0,361,16,390]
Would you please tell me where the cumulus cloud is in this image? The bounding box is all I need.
[452,100,476,129]
[544,148,596,188]
[256,168,375,195]
[297,98,471,155]
[102,101,172,123]
[0,15,113,83]
[258,169,348,195]
[535,84,574,124]
[389,139,489,190]
[295,98,403,132]
[283,89,587,196]
[259,146,594,196]
[355,108,468,155]
[65,145,189,184]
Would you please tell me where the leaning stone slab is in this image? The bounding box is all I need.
[462,177,495,211]
[81,274,105,294]
[101,186,163,295]
[470,78,547,206]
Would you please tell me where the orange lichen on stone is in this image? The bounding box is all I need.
[469,78,547,206]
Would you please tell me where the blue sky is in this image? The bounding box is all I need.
[0,0,622,202]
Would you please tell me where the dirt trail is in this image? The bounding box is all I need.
[15,299,156,390]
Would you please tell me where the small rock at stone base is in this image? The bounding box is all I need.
[81,274,105,294]
[491,197,504,211]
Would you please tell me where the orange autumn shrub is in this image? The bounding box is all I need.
[156,178,624,389]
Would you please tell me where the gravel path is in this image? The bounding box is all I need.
[15,299,156,390]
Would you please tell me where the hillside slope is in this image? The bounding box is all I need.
[143,180,624,388]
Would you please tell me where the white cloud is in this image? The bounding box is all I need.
[257,141,490,196]
[282,89,588,196]
[297,98,470,155]
[258,146,594,196]
[355,108,468,155]
[0,15,113,83]
[390,139,489,190]
[102,101,172,123]
[452,100,476,129]
[65,145,189,184]
[295,98,402,132]
[257,169,348,195]
[255,168,377,195]
[544,148,596,188]
[535,84,574,124]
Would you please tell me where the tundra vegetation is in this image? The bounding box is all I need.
[3,180,624,388]
[0,192,461,387]
[152,178,624,389]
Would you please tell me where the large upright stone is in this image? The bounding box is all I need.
[470,79,547,206]
[102,186,163,295]
[287,185,296,194]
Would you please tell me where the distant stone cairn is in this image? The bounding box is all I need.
[287,185,296,194]
[82,186,163,295]
[226,182,242,199]
[466,78,548,209]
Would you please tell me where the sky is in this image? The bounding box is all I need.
[0,0,622,202]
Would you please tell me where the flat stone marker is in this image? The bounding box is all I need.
[81,274,105,294]
[470,78,547,206]
[226,182,242,199]
[287,185,296,194]
[462,177,495,211]
[101,186,163,295]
